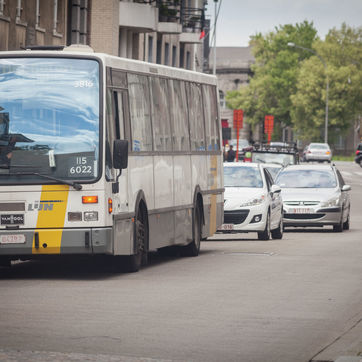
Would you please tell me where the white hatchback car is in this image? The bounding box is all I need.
[219,163,284,240]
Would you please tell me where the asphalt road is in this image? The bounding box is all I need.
[0,161,361,362]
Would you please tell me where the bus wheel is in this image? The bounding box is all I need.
[124,207,148,272]
[182,204,201,257]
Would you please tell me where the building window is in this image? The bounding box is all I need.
[16,0,23,21]
[35,0,45,30]
[164,42,169,65]
[172,45,176,67]
[186,51,191,70]
[0,0,5,16]
[36,0,40,27]
[219,90,226,109]
[179,44,184,68]
[148,36,153,62]
[156,38,162,64]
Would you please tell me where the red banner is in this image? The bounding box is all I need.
[264,115,274,143]
[233,109,243,129]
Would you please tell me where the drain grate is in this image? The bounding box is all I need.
[222,251,275,256]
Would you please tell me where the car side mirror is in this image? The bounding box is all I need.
[113,139,128,170]
[342,184,351,192]
[271,184,281,193]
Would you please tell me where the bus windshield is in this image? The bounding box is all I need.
[0,57,100,185]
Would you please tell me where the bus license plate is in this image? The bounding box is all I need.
[219,224,234,231]
[292,208,313,214]
[0,234,26,244]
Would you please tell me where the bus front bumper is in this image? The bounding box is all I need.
[0,228,113,257]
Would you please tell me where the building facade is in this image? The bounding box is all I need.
[208,47,255,145]
[0,0,207,72]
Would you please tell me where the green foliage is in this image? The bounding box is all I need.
[226,21,318,132]
[290,23,362,141]
[226,22,362,144]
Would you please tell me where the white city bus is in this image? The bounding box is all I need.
[0,45,224,272]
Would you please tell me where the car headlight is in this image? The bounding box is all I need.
[320,196,340,207]
[240,195,265,207]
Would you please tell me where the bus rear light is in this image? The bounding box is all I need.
[68,212,82,222]
[82,196,98,204]
[108,198,113,214]
[84,211,98,221]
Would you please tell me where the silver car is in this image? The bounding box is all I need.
[304,143,332,162]
[275,164,351,232]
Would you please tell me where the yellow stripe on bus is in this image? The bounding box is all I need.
[32,185,69,254]
[209,156,218,235]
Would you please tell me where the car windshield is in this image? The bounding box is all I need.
[229,139,249,149]
[276,169,337,188]
[0,57,100,185]
[224,166,263,188]
[252,152,294,166]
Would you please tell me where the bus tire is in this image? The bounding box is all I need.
[124,204,149,272]
[182,203,201,257]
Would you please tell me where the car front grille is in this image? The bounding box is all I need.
[224,210,249,224]
[284,213,325,220]
[284,201,319,206]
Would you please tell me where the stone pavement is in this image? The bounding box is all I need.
[311,317,362,362]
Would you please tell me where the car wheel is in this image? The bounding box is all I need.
[271,215,283,239]
[343,210,350,230]
[333,211,343,233]
[258,212,270,240]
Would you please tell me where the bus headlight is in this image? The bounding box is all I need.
[84,211,98,221]
[68,212,82,222]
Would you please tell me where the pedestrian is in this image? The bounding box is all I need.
[226,145,236,162]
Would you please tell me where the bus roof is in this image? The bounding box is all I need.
[0,45,217,85]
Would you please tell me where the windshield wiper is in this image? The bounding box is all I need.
[0,170,82,191]
[255,158,266,163]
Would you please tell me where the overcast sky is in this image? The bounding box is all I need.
[206,0,362,47]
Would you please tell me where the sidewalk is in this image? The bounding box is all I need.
[311,317,362,362]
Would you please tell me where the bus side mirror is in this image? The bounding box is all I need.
[113,139,128,170]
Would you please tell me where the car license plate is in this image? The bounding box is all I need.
[0,234,26,244]
[291,208,313,214]
[219,224,234,231]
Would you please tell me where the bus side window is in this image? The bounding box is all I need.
[202,85,220,151]
[128,73,153,152]
[210,85,220,150]
[150,77,172,152]
[169,79,190,152]
[105,88,116,181]
[187,82,205,151]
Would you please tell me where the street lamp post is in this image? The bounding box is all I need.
[212,0,218,75]
[287,42,329,144]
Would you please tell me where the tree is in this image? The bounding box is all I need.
[291,24,362,142]
[226,21,318,140]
